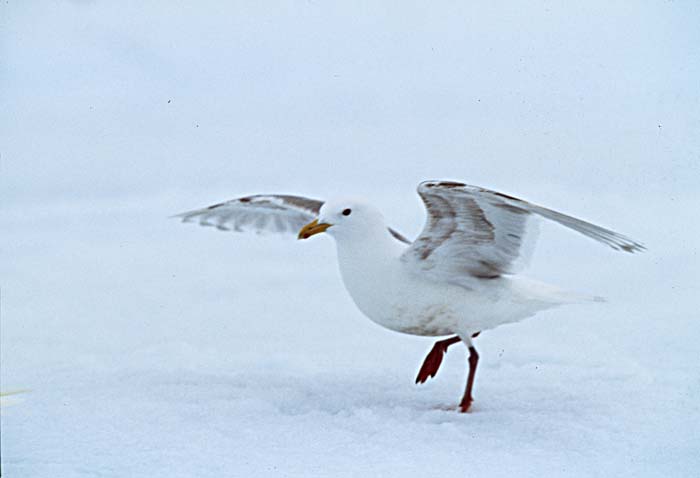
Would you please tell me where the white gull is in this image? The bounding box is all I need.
[177,180,644,412]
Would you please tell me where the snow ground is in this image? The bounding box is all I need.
[2,1,699,477]
[2,196,698,477]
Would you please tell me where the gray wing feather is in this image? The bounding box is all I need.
[402,181,644,285]
[175,194,324,236]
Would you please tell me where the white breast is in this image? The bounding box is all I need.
[334,233,472,336]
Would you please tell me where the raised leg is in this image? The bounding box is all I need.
[415,335,461,384]
[459,345,479,413]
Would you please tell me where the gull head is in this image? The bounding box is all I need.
[297,198,386,243]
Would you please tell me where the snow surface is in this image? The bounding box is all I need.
[2,1,699,477]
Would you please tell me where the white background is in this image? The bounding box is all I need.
[2,1,699,477]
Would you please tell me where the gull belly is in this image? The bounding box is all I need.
[334,235,566,338]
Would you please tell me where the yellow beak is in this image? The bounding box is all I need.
[298,219,331,240]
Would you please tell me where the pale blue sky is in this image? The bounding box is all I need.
[2,1,698,205]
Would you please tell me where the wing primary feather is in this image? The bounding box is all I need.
[421,180,645,253]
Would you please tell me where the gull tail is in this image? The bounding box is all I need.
[512,277,606,307]
[554,291,607,304]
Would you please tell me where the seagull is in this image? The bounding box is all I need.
[177,180,644,412]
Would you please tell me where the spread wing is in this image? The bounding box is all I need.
[175,194,323,235]
[175,193,412,243]
[401,181,644,286]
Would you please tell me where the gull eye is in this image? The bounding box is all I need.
[342,208,352,216]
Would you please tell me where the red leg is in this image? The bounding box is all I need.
[415,335,461,384]
[459,346,479,413]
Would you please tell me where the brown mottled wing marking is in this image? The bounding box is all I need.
[175,194,324,235]
[402,181,644,288]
